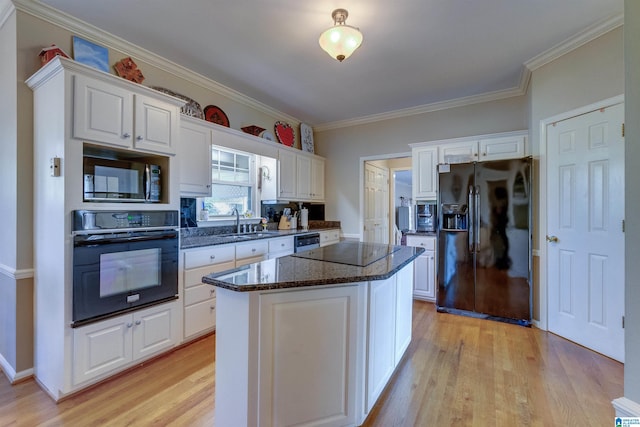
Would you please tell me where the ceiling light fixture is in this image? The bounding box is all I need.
[318,8,363,62]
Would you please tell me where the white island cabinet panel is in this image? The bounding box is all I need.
[259,285,364,427]
[366,276,397,412]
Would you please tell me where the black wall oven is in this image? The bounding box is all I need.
[72,210,179,327]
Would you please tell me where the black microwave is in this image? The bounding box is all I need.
[83,156,161,202]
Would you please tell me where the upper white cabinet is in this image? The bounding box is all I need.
[74,74,180,155]
[179,117,212,196]
[437,132,528,165]
[412,146,438,200]
[438,140,479,164]
[479,134,526,161]
[277,149,326,202]
[311,157,325,201]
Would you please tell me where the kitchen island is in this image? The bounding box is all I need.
[202,241,423,427]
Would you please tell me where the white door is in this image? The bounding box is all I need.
[547,103,625,362]
[364,163,389,244]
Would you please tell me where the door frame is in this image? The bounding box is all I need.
[538,94,624,331]
[359,153,411,242]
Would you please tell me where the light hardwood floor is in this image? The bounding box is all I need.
[0,301,623,426]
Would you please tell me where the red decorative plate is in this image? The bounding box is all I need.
[204,105,229,127]
[274,121,295,147]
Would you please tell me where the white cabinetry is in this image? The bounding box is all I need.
[179,117,212,196]
[74,74,179,155]
[412,146,438,200]
[278,149,297,200]
[182,244,235,340]
[277,149,326,202]
[479,134,526,161]
[319,229,340,247]
[235,240,269,267]
[26,57,182,401]
[268,236,294,258]
[73,302,179,385]
[405,235,437,301]
[437,132,527,164]
[311,157,325,201]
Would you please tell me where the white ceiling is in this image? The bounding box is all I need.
[38,0,623,127]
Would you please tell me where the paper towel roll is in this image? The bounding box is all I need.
[300,208,309,230]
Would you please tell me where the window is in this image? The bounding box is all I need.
[199,146,255,220]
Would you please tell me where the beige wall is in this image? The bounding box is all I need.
[316,96,528,237]
[624,0,640,404]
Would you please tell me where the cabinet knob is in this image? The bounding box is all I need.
[281,243,285,247]
[210,289,215,295]
[126,322,133,328]
[135,320,142,325]
[483,152,487,156]
[210,306,215,311]
[210,255,216,260]
[122,133,131,138]
[136,135,143,141]
[251,248,256,252]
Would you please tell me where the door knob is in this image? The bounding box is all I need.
[546,235,559,243]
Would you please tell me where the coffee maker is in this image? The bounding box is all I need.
[415,203,437,232]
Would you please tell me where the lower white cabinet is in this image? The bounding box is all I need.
[319,229,340,247]
[73,301,179,385]
[182,244,236,340]
[268,236,294,259]
[405,235,437,301]
[235,240,268,267]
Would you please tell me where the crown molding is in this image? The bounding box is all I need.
[313,85,526,132]
[0,0,15,28]
[12,0,301,125]
[525,14,623,71]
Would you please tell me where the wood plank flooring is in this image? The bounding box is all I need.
[0,301,623,426]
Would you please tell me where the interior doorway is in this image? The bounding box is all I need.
[362,156,412,244]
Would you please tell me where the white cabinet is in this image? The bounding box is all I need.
[405,235,437,301]
[179,117,212,196]
[235,240,269,267]
[319,229,340,247]
[277,149,326,202]
[268,236,294,258]
[479,134,526,161]
[436,132,528,164]
[278,149,297,199]
[366,276,397,411]
[394,261,413,362]
[73,74,179,155]
[296,155,312,199]
[182,244,235,340]
[438,140,479,164]
[311,157,325,201]
[73,302,179,385]
[412,146,438,200]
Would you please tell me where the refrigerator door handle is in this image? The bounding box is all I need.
[468,185,474,253]
[475,186,481,249]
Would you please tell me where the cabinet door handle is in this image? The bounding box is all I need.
[135,320,142,326]
[483,152,487,156]
[251,248,256,252]
[210,289,216,295]
[122,133,131,138]
[210,255,216,260]
[126,322,133,328]
[210,306,215,311]
[136,135,143,141]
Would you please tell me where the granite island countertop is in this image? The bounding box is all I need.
[202,241,424,292]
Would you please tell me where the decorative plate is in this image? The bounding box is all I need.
[204,105,230,127]
[151,86,203,119]
[274,121,295,147]
[300,123,314,153]
[114,56,145,84]
[241,125,266,136]
[259,130,275,141]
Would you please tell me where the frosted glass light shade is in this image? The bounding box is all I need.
[319,24,363,62]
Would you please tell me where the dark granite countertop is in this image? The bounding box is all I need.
[202,242,424,292]
[180,225,340,250]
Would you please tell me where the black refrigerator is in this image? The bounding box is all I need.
[436,158,532,325]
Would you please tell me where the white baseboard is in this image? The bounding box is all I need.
[341,233,360,241]
[0,352,33,384]
[613,397,640,417]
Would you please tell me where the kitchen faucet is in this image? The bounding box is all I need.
[231,207,240,234]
